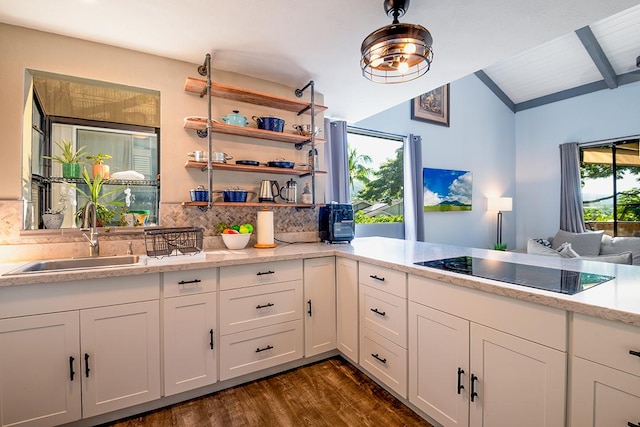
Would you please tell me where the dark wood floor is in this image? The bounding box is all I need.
[105,357,433,427]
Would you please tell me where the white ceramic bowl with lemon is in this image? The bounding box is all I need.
[220,223,254,249]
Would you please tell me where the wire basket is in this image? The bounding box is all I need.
[144,227,204,258]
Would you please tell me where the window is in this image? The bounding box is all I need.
[346,126,404,238]
[580,139,640,236]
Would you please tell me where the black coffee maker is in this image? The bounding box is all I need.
[319,203,355,243]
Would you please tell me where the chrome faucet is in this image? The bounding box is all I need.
[81,201,100,257]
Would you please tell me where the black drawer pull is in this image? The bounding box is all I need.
[256,345,274,353]
[256,303,274,309]
[369,274,385,282]
[630,350,640,358]
[84,353,91,378]
[628,422,640,427]
[69,356,75,381]
[457,367,465,394]
[371,353,387,364]
[470,374,478,402]
[370,307,386,317]
[178,279,202,285]
[307,300,312,317]
[209,329,214,350]
[257,270,275,276]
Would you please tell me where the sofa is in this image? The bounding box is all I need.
[527,229,640,265]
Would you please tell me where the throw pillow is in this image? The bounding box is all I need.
[527,239,576,258]
[551,230,604,257]
[579,251,633,265]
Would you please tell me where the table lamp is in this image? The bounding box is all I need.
[487,197,512,250]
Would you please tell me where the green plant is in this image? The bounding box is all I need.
[44,139,86,164]
[75,168,124,226]
[494,243,508,251]
[86,153,112,165]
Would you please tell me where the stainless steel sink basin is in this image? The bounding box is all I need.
[5,255,141,275]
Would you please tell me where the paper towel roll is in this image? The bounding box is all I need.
[256,209,274,245]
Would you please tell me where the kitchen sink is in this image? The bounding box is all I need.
[4,255,142,275]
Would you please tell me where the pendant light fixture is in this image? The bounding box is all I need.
[360,0,433,84]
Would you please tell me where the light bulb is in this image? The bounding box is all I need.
[403,43,416,54]
[398,61,409,74]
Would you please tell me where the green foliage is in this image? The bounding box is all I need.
[357,147,403,204]
[75,168,124,225]
[354,210,403,224]
[86,153,112,165]
[348,147,373,190]
[44,139,86,164]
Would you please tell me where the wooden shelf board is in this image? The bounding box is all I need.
[184,77,327,115]
[183,119,325,145]
[184,160,326,176]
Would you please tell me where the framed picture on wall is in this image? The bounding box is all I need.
[423,167,472,212]
[411,84,450,127]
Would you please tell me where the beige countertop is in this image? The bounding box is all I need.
[2,237,640,327]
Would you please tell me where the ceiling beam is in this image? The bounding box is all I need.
[474,70,516,112]
[515,80,609,112]
[575,26,618,89]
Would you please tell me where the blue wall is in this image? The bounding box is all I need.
[514,80,640,248]
[355,74,516,249]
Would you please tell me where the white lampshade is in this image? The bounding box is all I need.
[487,197,512,212]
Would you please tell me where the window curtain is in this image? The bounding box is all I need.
[404,134,425,241]
[323,119,349,203]
[559,142,586,233]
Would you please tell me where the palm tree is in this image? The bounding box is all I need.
[348,147,373,191]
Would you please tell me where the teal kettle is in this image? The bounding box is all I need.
[222,110,248,127]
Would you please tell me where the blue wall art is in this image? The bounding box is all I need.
[423,167,472,212]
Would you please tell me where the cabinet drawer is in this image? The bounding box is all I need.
[164,268,217,297]
[219,319,303,381]
[220,260,303,290]
[219,280,302,335]
[360,284,407,347]
[360,328,407,398]
[359,263,406,298]
[574,313,640,376]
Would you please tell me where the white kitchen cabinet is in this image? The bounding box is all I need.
[80,300,161,418]
[163,292,217,396]
[409,275,567,427]
[336,257,358,363]
[570,313,640,427]
[360,327,407,397]
[303,257,336,357]
[360,284,407,347]
[0,311,81,427]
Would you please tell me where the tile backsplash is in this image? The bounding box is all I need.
[0,200,320,262]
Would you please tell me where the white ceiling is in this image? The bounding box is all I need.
[2,0,640,122]
[483,3,640,109]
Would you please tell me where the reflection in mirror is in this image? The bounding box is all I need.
[23,70,160,230]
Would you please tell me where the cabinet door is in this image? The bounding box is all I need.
[408,302,469,427]
[304,257,336,357]
[0,312,81,427]
[570,356,640,427]
[469,323,566,427]
[336,257,358,363]
[80,300,160,418]
[360,284,407,347]
[164,292,217,396]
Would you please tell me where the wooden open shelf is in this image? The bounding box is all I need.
[185,160,326,177]
[184,77,328,116]
[182,201,314,208]
[183,118,325,145]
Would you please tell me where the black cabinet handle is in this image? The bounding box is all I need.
[627,422,640,427]
[84,353,90,378]
[307,300,312,317]
[630,350,640,358]
[256,302,274,309]
[369,274,385,282]
[457,367,465,394]
[256,345,274,353]
[69,356,75,381]
[178,279,202,285]
[370,307,386,317]
[470,374,478,402]
[209,329,214,350]
[256,270,275,276]
[371,353,387,364]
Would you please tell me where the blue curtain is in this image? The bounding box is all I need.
[404,134,424,241]
[323,119,349,203]
[559,142,586,232]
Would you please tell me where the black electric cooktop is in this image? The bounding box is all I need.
[414,256,614,295]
